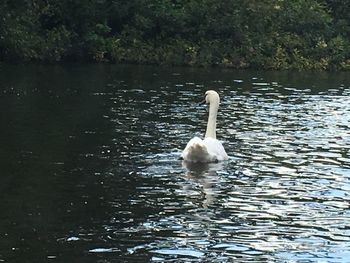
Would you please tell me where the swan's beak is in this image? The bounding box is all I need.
[199,99,206,105]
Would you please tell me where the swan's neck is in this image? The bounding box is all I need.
[205,101,218,139]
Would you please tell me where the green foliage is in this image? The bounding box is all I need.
[0,3,40,60]
[1,0,350,69]
[42,26,74,61]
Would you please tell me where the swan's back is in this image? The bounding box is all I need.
[181,137,228,163]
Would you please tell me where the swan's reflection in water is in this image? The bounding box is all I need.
[182,161,225,176]
[137,160,229,260]
[182,161,225,208]
[122,157,229,260]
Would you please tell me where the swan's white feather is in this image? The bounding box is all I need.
[181,136,228,163]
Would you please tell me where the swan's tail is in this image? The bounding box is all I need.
[181,137,210,163]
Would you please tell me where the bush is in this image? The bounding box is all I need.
[1,0,350,70]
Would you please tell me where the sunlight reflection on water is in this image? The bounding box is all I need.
[104,77,350,262]
[1,66,349,262]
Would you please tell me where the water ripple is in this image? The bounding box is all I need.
[33,72,347,262]
[96,81,350,262]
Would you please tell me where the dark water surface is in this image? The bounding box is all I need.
[0,64,349,262]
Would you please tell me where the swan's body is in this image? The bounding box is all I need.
[182,90,228,163]
[182,136,228,163]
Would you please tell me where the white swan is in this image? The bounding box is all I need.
[181,90,228,163]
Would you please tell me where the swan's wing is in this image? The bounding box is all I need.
[203,138,229,161]
[181,137,212,163]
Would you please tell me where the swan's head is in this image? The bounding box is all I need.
[204,90,220,105]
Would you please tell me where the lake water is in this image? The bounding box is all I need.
[0,64,349,262]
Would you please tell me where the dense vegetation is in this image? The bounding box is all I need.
[1,0,350,69]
